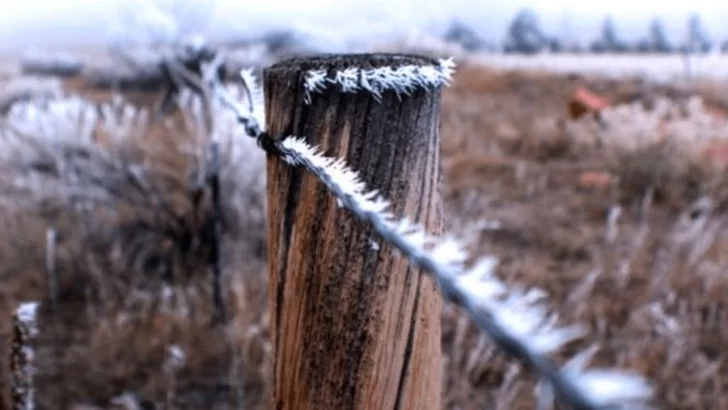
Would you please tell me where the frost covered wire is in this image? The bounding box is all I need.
[274,136,654,410]
[303,57,456,104]
[10,302,40,410]
[203,56,265,139]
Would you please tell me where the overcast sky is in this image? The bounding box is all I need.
[1,0,728,54]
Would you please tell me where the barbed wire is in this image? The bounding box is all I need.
[203,53,655,410]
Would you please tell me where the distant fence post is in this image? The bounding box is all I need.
[9,302,39,410]
[263,54,445,410]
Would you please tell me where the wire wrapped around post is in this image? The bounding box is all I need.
[263,54,447,410]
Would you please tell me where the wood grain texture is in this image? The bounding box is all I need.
[264,53,444,410]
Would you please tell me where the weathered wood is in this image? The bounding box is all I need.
[264,54,445,410]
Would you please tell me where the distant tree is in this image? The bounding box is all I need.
[443,19,487,52]
[681,13,712,53]
[566,42,586,53]
[548,37,564,53]
[503,9,549,54]
[648,18,673,53]
[634,39,651,53]
[634,18,672,53]
[590,15,629,53]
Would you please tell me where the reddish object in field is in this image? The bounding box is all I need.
[703,141,728,171]
[579,171,615,189]
[568,87,611,120]
[705,104,728,123]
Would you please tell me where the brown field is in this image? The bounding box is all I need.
[2,55,728,409]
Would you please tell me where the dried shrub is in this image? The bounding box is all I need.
[0,86,270,409]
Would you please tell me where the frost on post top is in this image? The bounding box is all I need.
[267,54,455,104]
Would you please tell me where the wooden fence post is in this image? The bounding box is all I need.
[263,54,445,410]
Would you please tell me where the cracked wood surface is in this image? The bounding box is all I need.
[264,53,445,410]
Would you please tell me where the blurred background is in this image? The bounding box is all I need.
[3,2,728,410]
[2,0,728,55]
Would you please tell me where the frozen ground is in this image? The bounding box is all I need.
[4,47,728,84]
[470,53,728,81]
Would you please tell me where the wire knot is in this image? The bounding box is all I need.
[256,132,282,157]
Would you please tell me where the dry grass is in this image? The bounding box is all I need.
[0,86,269,409]
[441,63,728,409]
[1,58,728,409]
